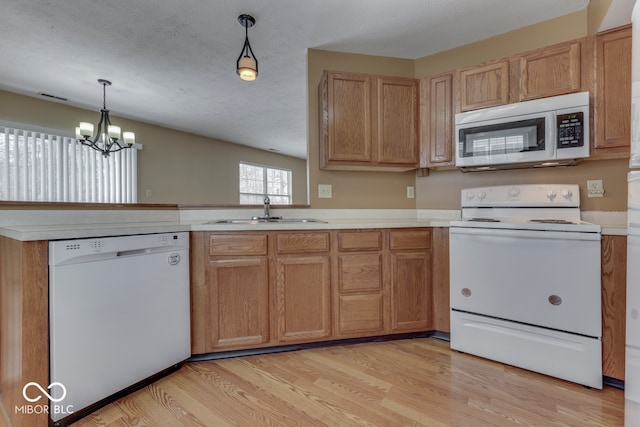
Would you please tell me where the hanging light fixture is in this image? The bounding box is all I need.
[236,14,258,81]
[75,79,135,157]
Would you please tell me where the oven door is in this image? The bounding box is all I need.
[449,226,601,337]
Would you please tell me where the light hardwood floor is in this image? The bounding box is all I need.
[73,338,624,426]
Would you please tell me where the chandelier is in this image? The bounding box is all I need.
[236,14,258,81]
[75,79,135,157]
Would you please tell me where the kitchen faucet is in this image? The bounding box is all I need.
[263,195,270,218]
[252,195,282,221]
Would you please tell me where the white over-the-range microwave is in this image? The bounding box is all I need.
[455,91,590,171]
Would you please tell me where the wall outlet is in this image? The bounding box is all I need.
[318,184,332,198]
[407,186,415,199]
[587,179,604,198]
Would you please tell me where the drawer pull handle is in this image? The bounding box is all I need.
[461,288,472,297]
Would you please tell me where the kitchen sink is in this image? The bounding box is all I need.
[205,218,327,224]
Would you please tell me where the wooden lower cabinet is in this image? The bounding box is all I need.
[390,251,433,332]
[207,258,269,350]
[192,228,436,354]
[274,255,332,343]
[601,234,627,381]
[334,230,386,338]
[389,229,433,333]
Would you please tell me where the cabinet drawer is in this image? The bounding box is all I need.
[338,231,383,252]
[389,229,432,250]
[209,234,268,256]
[276,232,330,254]
[338,294,384,335]
[338,253,383,292]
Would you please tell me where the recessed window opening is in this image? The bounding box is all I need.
[239,162,291,205]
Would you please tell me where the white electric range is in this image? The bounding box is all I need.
[449,184,603,389]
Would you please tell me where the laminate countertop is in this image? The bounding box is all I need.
[0,208,626,241]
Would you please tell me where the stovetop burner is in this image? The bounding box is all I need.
[528,219,575,224]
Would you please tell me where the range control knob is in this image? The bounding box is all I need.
[465,191,475,200]
[477,191,486,200]
[546,189,557,200]
[561,188,573,199]
[508,186,520,198]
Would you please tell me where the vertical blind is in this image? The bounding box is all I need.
[0,125,138,203]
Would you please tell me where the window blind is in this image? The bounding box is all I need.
[0,125,138,203]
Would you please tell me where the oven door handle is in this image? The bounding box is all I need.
[450,226,600,241]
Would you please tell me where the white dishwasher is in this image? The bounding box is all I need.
[49,232,190,424]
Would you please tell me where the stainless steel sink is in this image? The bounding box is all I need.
[205,218,327,224]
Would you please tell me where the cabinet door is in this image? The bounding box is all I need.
[389,228,432,333]
[320,72,373,164]
[594,26,631,156]
[420,73,454,167]
[458,60,509,111]
[275,256,332,342]
[206,258,269,351]
[518,40,582,101]
[376,77,419,166]
[390,251,433,332]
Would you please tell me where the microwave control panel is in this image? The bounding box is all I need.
[557,112,584,148]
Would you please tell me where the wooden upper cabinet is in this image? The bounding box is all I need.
[458,60,510,111]
[320,72,373,164]
[319,71,418,171]
[420,72,455,167]
[517,39,584,101]
[376,77,419,165]
[593,25,632,157]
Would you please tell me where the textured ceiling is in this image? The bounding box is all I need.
[0,0,597,159]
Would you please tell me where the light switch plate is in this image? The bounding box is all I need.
[318,184,332,198]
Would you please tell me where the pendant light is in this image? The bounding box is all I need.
[236,14,258,81]
[75,79,135,157]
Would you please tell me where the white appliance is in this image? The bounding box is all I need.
[630,2,640,424]
[450,184,603,389]
[49,232,190,424]
[628,173,640,425]
[455,91,590,171]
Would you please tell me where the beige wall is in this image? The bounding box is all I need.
[306,5,629,212]
[0,90,307,205]
[414,10,588,77]
[416,159,629,212]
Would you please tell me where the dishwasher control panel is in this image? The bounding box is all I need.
[49,232,189,266]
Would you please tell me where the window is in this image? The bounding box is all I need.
[239,162,291,205]
[0,124,138,203]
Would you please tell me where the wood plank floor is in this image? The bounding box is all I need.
[73,338,624,426]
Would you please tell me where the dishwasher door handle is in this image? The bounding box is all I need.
[116,248,151,257]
